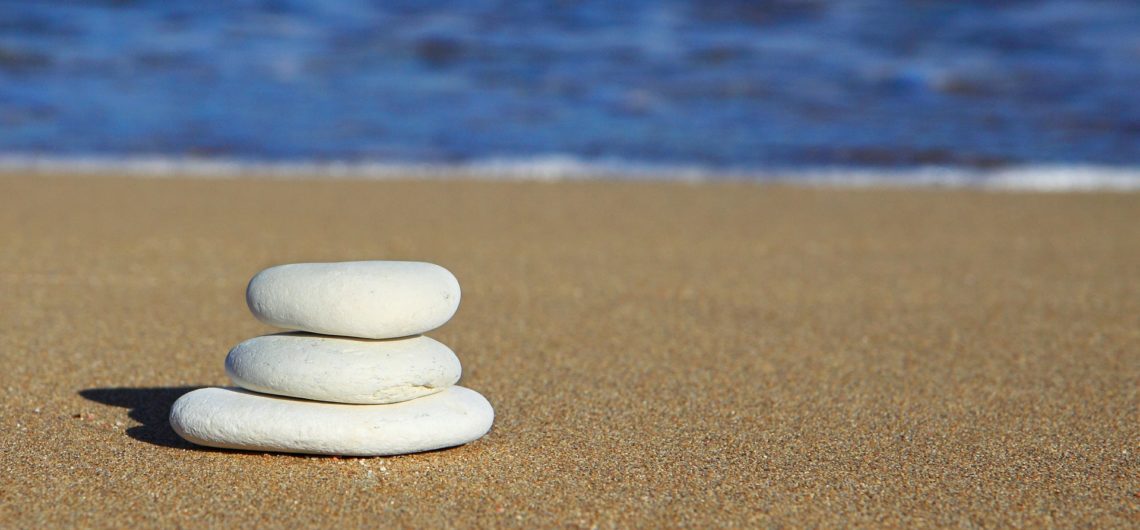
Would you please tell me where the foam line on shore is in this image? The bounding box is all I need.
[1,154,1138,191]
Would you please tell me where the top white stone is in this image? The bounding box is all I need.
[246,261,461,339]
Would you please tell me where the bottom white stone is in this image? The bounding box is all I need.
[169,386,494,456]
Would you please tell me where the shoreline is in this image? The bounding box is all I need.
[3,157,1140,191]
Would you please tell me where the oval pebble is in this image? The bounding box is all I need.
[225,333,461,404]
[169,386,493,456]
[246,261,461,339]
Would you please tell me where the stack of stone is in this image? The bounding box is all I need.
[169,261,494,456]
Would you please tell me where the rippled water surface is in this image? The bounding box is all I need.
[1,0,1138,169]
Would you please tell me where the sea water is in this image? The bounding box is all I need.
[1,0,1138,188]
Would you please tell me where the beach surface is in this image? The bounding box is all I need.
[1,173,1136,528]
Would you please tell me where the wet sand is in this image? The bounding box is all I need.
[1,174,1136,527]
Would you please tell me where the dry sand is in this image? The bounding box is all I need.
[0,173,1136,528]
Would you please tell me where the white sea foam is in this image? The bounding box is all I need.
[1,154,1137,192]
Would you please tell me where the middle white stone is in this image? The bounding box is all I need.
[225,333,461,404]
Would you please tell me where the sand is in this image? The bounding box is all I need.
[0,173,1136,528]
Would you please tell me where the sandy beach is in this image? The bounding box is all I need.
[0,173,1136,528]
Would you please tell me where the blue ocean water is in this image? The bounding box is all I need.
[1,0,1138,176]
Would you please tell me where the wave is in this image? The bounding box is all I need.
[1,153,1137,192]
